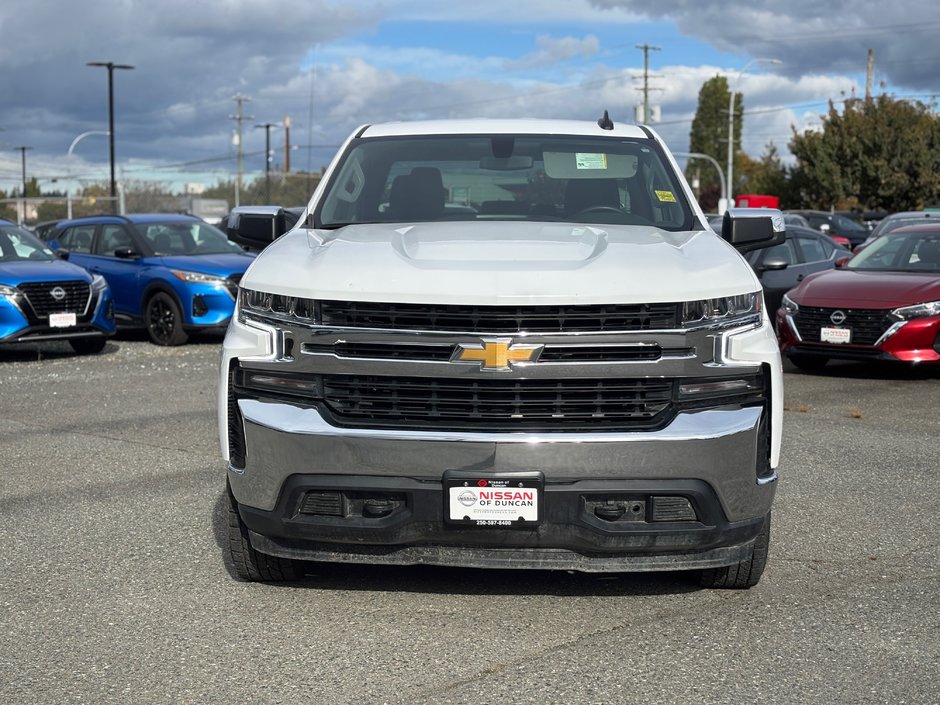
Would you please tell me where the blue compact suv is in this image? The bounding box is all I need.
[48,214,255,345]
[1,219,115,354]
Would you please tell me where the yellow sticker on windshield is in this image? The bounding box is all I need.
[655,190,677,203]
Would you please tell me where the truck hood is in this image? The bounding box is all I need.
[242,221,760,305]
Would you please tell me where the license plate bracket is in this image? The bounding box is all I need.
[820,326,851,344]
[49,312,77,328]
[443,470,543,527]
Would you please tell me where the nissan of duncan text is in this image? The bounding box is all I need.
[219,116,785,589]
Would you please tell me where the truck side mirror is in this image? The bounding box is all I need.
[226,206,290,250]
[720,208,786,253]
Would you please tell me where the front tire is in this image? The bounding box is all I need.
[145,291,188,346]
[697,513,771,589]
[226,483,301,582]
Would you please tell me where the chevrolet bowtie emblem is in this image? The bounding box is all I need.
[452,338,544,370]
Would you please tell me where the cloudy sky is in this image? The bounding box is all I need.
[1,0,937,198]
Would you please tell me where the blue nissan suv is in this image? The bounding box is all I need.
[1,219,115,354]
[47,214,255,345]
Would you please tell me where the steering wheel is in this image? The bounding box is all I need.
[573,205,624,217]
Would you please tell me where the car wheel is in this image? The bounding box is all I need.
[789,353,828,372]
[226,482,301,582]
[145,291,189,346]
[69,337,108,355]
[697,512,770,589]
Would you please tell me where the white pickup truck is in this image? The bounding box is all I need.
[220,117,785,588]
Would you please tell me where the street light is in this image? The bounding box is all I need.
[726,58,780,211]
[66,130,109,219]
[13,146,32,225]
[87,61,134,213]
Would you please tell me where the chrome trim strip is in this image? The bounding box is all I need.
[785,313,802,342]
[237,398,763,444]
[756,472,778,486]
[874,321,906,347]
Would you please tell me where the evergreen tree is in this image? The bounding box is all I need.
[687,75,742,211]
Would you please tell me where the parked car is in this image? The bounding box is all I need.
[745,225,850,317]
[855,210,940,252]
[0,218,115,353]
[31,219,68,241]
[786,210,869,249]
[776,223,940,370]
[47,214,254,345]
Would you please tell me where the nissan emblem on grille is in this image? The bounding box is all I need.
[50,286,67,301]
[830,310,847,325]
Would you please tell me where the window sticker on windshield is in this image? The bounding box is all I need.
[655,190,677,203]
[576,153,608,170]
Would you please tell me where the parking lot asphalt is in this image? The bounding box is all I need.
[2,334,938,705]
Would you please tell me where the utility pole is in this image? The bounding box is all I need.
[87,61,135,213]
[229,94,253,207]
[15,146,32,225]
[255,122,278,203]
[634,44,662,123]
[865,49,875,100]
[284,114,291,174]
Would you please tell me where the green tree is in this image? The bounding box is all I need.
[687,75,741,211]
[788,95,940,211]
[738,142,791,205]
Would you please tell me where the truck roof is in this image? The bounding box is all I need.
[359,118,651,139]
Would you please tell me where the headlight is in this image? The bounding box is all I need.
[890,300,940,321]
[91,274,108,291]
[782,293,799,315]
[681,292,761,328]
[0,284,21,298]
[238,287,317,324]
[171,269,227,286]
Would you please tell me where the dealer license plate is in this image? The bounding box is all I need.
[444,471,542,527]
[49,313,77,328]
[820,327,851,344]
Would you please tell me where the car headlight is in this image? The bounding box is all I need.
[681,292,761,328]
[782,293,799,315]
[0,284,21,299]
[171,269,227,286]
[890,300,940,321]
[238,287,317,324]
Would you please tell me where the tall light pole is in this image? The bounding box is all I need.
[87,61,134,213]
[67,130,109,219]
[14,146,32,225]
[726,58,780,211]
[255,122,278,203]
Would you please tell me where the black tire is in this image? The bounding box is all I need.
[788,353,828,372]
[698,512,771,589]
[69,337,108,355]
[226,483,301,582]
[145,291,189,346]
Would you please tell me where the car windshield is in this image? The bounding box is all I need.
[833,214,867,232]
[847,231,940,272]
[0,224,56,261]
[133,221,242,255]
[315,133,695,231]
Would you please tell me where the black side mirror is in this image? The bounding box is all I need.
[720,208,786,253]
[226,206,290,249]
[759,257,789,272]
[54,249,70,261]
[114,247,140,259]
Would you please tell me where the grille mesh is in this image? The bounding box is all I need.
[321,375,675,431]
[793,306,892,345]
[319,300,679,332]
[17,281,91,318]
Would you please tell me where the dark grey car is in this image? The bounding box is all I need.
[745,225,850,317]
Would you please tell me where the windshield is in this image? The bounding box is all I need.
[315,133,695,231]
[0,225,56,261]
[847,230,940,272]
[133,221,242,256]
